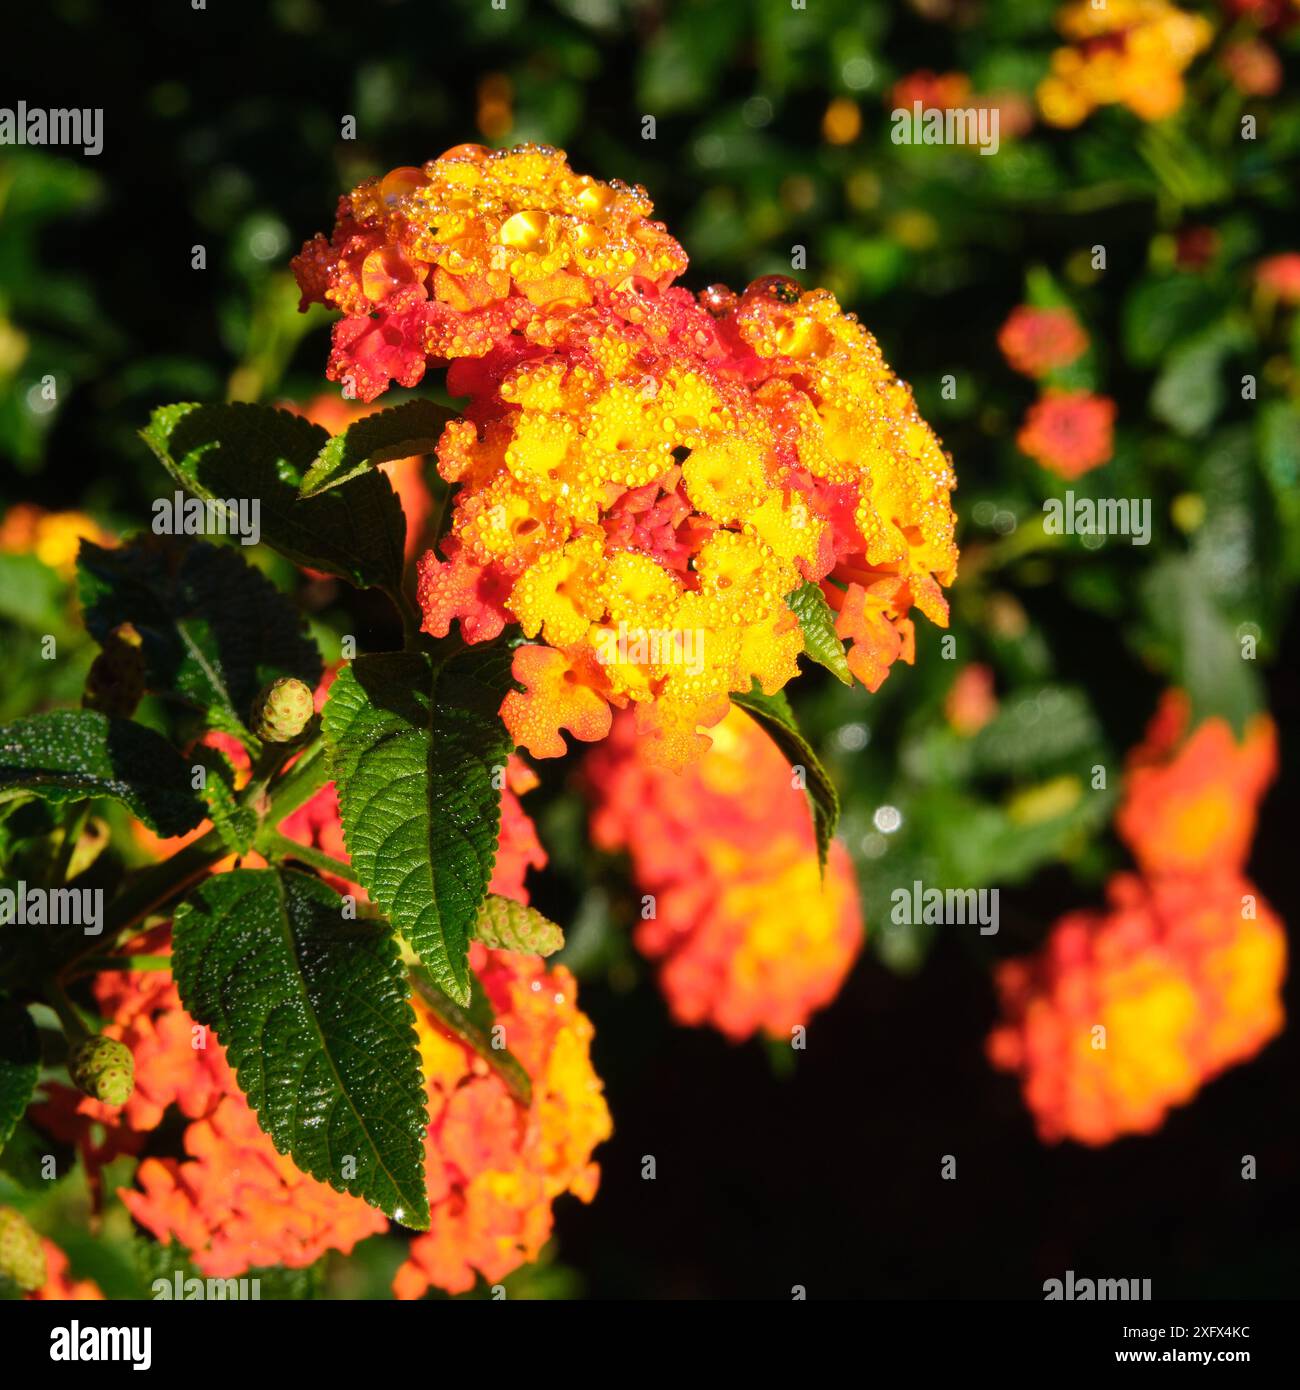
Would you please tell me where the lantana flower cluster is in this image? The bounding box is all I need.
[585,704,862,1040]
[987,691,1286,1145]
[294,144,958,768]
[1037,0,1214,128]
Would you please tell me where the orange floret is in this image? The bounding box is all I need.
[488,756,548,905]
[501,644,613,760]
[945,663,998,736]
[1116,691,1277,878]
[292,143,688,402]
[987,872,1286,1145]
[829,574,918,694]
[392,942,611,1297]
[1256,253,1300,306]
[585,705,863,1040]
[1016,390,1115,478]
[997,306,1089,379]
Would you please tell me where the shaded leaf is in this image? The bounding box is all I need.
[0,711,206,836]
[140,402,405,592]
[409,963,532,1107]
[299,399,451,498]
[78,536,321,732]
[1139,555,1262,736]
[731,683,839,869]
[0,1001,39,1156]
[194,747,257,855]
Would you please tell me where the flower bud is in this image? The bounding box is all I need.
[0,1206,47,1292]
[69,1035,134,1107]
[252,676,315,743]
[82,622,146,719]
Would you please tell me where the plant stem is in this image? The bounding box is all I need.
[43,975,91,1043]
[261,831,354,883]
[97,827,230,941]
[267,739,331,821]
[67,954,171,978]
[53,802,91,884]
[387,583,423,648]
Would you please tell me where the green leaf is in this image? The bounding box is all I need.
[1122,276,1230,367]
[78,536,321,733]
[0,711,206,836]
[970,686,1102,776]
[474,894,564,956]
[0,553,70,636]
[1149,321,1249,438]
[1138,555,1262,736]
[322,647,514,1005]
[140,402,405,592]
[0,1001,39,1156]
[299,399,451,499]
[194,747,257,855]
[409,963,532,1107]
[731,683,840,869]
[786,582,852,686]
[172,867,429,1229]
[1257,402,1300,580]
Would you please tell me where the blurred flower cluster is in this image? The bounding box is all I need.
[988,693,1284,1144]
[586,705,862,1040]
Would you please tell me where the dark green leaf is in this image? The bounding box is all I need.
[140,401,405,592]
[172,867,429,1229]
[0,553,70,636]
[78,536,320,732]
[786,582,852,686]
[299,399,451,498]
[731,683,840,869]
[0,1001,39,1156]
[0,711,206,836]
[321,647,514,1005]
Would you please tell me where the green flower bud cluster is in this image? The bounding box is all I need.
[0,1206,47,1292]
[252,676,315,742]
[69,1034,135,1107]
